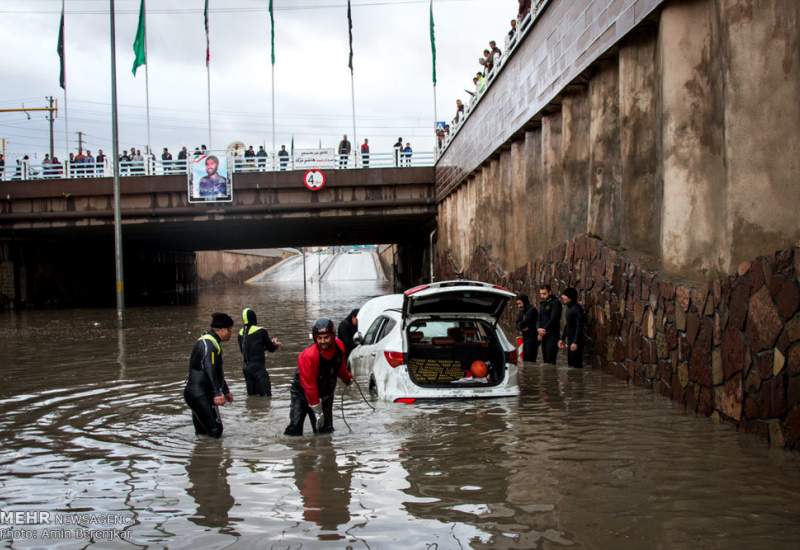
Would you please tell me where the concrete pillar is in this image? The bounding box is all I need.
[587,58,622,246]
[542,111,563,251]
[619,26,662,258]
[510,140,528,270]
[524,128,545,260]
[561,92,591,243]
[719,0,800,268]
[659,0,728,277]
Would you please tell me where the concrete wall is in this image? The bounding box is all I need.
[436,0,800,281]
[196,249,290,286]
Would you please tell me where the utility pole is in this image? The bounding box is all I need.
[0,101,59,158]
[109,0,125,324]
[77,131,84,153]
[47,96,56,159]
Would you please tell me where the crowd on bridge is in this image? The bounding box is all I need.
[1,134,419,181]
[436,0,546,151]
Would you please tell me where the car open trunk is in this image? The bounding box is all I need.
[405,318,507,388]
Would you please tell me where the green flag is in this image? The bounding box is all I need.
[429,0,436,85]
[132,0,146,76]
[269,0,275,65]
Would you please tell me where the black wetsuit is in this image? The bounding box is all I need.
[184,332,229,438]
[516,305,539,363]
[538,296,562,365]
[337,314,358,360]
[238,325,279,396]
[562,302,586,368]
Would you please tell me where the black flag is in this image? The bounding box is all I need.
[57,6,66,89]
[347,0,353,72]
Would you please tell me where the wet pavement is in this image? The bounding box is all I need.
[1,279,799,549]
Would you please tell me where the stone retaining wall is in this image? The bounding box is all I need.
[437,235,800,450]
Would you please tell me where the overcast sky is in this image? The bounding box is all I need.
[0,0,517,161]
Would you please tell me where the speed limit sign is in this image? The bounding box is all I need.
[303,169,326,191]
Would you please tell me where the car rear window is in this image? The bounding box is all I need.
[408,320,490,344]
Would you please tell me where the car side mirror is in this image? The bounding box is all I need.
[353,332,363,346]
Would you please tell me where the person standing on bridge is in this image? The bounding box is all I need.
[278,145,289,171]
[284,319,352,436]
[338,135,352,169]
[360,139,370,168]
[238,308,282,397]
[559,287,585,368]
[537,284,562,365]
[394,137,403,167]
[184,313,235,438]
[402,142,413,167]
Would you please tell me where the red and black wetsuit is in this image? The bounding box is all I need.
[284,338,353,436]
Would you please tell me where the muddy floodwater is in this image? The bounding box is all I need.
[1,280,800,549]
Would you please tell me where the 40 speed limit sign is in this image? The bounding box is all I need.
[303,169,326,191]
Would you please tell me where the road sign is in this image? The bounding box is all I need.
[304,169,326,191]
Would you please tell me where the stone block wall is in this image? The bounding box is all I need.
[438,235,800,450]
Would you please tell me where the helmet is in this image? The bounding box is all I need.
[311,318,335,338]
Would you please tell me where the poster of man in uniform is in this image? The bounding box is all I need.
[188,153,233,203]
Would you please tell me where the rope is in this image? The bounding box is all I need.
[338,376,376,433]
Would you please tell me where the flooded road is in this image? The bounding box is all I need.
[1,279,800,549]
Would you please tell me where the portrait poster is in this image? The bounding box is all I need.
[188,153,233,203]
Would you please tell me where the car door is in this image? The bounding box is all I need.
[350,316,386,373]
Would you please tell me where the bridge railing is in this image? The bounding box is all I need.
[0,150,434,182]
[436,0,550,158]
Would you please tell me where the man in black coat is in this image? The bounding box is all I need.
[184,313,235,438]
[537,284,562,365]
[515,294,538,363]
[238,307,282,396]
[559,287,585,368]
[337,309,360,361]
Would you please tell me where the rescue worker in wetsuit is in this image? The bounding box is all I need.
[515,293,539,363]
[238,307,282,397]
[559,287,586,368]
[337,309,360,361]
[537,284,562,365]
[284,319,353,436]
[184,313,234,438]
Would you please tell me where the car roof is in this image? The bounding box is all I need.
[356,294,403,332]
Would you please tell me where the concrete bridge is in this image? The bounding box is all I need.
[0,166,435,307]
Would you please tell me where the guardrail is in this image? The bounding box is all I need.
[0,150,435,182]
[436,0,550,158]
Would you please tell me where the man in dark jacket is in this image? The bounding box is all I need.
[285,319,353,436]
[337,309,360,361]
[338,135,351,169]
[559,287,585,368]
[238,307,282,397]
[515,294,538,363]
[537,284,562,365]
[184,313,235,438]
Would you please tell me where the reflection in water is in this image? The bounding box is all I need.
[291,438,354,537]
[0,280,799,547]
[186,440,235,531]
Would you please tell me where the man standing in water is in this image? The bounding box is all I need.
[284,319,352,436]
[185,313,235,438]
[515,294,538,363]
[238,307,282,397]
[537,284,562,365]
[559,287,586,368]
[337,309,360,362]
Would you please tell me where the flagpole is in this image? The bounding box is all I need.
[143,0,151,162]
[109,0,125,324]
[350,71,357,165]
[269,0,276,171]
[62,0,70,159]
[271,64,275,170]
[205,0,212,149]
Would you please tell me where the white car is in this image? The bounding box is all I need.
[348,281,520,403]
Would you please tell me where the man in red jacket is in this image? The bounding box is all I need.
[284,319,353,436]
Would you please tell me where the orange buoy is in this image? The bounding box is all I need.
[470,360,489,378]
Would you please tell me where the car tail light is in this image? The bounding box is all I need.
[384,351,406,368]
[394,397,417,404]
[404,284,430,296]
[506,349,518,364]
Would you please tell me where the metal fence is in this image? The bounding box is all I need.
[0,150,435,182]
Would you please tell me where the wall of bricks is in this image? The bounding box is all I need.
[438,235,800,450]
